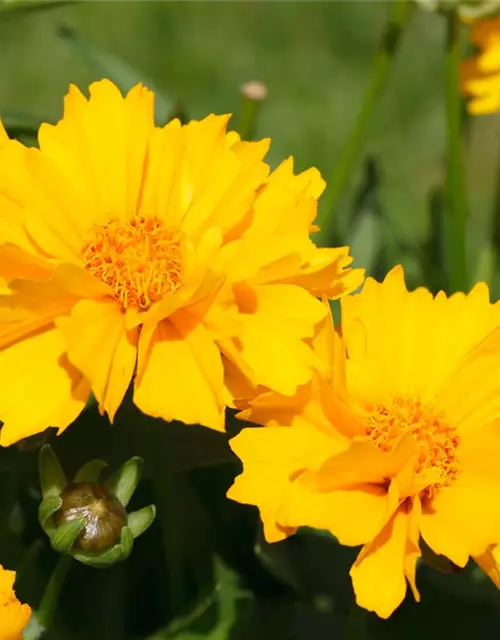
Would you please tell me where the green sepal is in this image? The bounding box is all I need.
[39,445,67,499]
[127,505,156,539]
[50,518,85,554]
[72,526,135,568]
[73,459,108,483]
[119,526,134,561]
[105,456,143,507]
[38,495,63,535]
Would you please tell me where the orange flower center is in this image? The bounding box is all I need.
[82,215,183,310]
[365,396,460,501]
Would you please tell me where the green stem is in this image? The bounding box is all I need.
[237,84,266,142]
[24,554,72,639]
[318,0,412,242]
[445,12,468,293]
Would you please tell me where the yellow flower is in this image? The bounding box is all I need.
[228,266,500,618]
[461,17,500,114]
[0,79,362,446]
[0,565,31,640]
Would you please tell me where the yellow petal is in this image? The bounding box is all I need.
[0,327,90,446]
[134,310,225,430]
[220,283,327,395]
[0,277,80,350]
[437,325,500,432]
[228,425,341,542]
[56,299,138,422]
[420,470,500,566]
[39,80,154,224]
[342,268,500,406]
[281,476,396,547]
[474,545,500,588]
[350,500,421,619]
[316,432,417,490]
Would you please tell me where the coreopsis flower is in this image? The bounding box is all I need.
[0,79,362,446]
[228,266,500,618]
[461,16,500,114]
[0,565,31,639]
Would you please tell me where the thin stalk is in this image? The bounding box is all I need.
[237,81,267,141]
[318,0,413,242]
[445,12,468,292]
[24,554,72,639]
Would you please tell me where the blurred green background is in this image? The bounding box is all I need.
[2,2,500,639]
[2,0,499,291]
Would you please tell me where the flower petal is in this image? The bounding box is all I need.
[228,425,342,542]
[281,476,396,547]
[220,283,327,395]
[350,500,421,619]
[56,299,138,422]
[342,268,500,405]
[0,327,90,446]
[38,80,154,224]
[134,310,225,430]
[437,325,500,432]
[420,470,500,566]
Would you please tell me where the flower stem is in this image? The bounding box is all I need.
[24,554,72,639]
[444,11,468,293]
[318,0,412,243]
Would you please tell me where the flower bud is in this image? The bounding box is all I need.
[38,445,156,568]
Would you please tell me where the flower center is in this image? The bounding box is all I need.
[82,215,183,310]
[364,396,461,501]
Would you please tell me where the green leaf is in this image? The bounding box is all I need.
[106,456,143,507]
[73,459,108,483]
[127,505,156,539]
[50,518,85,554]
[39,445,67,500]
[57,24,172,124]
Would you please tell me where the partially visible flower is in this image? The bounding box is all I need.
[0,565,31,639]
[417,0,500,19]
[228,266,500,618]
[461,16,500,114]
[0,79,363,446]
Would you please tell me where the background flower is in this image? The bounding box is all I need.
[461,17,500,113]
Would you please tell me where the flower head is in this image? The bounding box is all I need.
[228,266,500,618]
[0,79,362,446]
[0,565,31,639]
[461,16,500,114]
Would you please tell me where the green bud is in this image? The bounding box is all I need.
[38,445,156,568]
